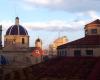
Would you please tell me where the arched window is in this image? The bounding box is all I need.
[22,38,25,44]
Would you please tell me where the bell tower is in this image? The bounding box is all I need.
[35,38,42,49]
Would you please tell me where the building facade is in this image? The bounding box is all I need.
[49,36,68,56]
[0,17,34,74]
[57,19,100,57]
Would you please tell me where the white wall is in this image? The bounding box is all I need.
[58,47,100,57]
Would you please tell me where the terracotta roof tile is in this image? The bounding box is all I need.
[85,19,100,27]
[58,35,100,49]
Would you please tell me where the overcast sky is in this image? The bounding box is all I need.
[0,0,100,48]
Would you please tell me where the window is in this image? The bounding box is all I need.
[91,29,97,34]
[62,50,66,56]
[61,51,63,56]
[59,51,61,56]
[86,50,93,56]
[22,38,25,44]
[65,50,67,56]
[74,50,81,56]
[58,50,61,56]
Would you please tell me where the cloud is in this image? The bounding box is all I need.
[1,11,100,32]
[1,10,100,32]
[0,19,88,33]
[24,0,62,6]
[0,20,14,30]
[23,0,100,12]
[87,11,100,19]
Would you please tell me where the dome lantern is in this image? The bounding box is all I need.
[15,17,19,26]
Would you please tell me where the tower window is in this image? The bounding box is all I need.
[22,38,25,44]
[91,29,97,34]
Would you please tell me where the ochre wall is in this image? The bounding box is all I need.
[4,35,29,49]
[85,24,100,35]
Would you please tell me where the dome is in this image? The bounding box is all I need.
[36,38,42,42]
[6,25,28,35]
[6,17,28,35]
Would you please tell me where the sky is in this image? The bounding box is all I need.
[0,0,100,48]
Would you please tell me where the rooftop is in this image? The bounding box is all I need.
[57,35,100,49]
[85,19,100,27]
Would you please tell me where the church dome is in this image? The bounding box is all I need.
[36,38,41,42]
[6,17,28,35]
[6,25,28,35]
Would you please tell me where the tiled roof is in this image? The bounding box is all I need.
[4,57,100,80]
[35,38,41,42]
[6,25,28,35]
[85,19,100,26]
[57,35,100,49]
